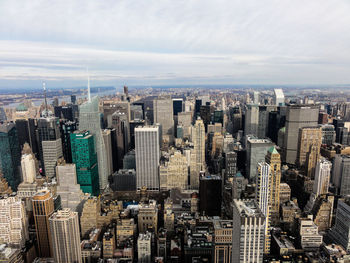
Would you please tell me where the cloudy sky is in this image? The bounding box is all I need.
[0,0,350,89]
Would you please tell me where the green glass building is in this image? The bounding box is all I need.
[0,123,21,191]
[70,130,99,196]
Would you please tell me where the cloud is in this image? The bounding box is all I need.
[0,0,350,87]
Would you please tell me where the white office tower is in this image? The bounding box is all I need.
[135,126,161,191]
[21,153,36,183]
[329,198,350,252]
[138,232,152,263]
[42,138,63,178]
[255,162,271,254]
[153,96,174,143]
[273,89,285,106]
[49,208,82,263]
[56,163,85,212]
[0,196,28,247]
[190,118,206,189]
[79,96,108,190]
[232,200,265,263]
[253,91,260,105]
[305,158,331,212]
[245,104,259,136]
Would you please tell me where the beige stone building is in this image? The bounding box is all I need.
[138,200,158,233]
[190,119,206,189]
[160,151,188,190]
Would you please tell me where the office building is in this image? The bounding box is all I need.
[172,98,183,116]
[284,105,319,164]
[79,96,109,190]
[329,197,350,252]
[213,219,232,263]
[15,118,38,156]
[246,138,274,180]
[320,124,336,146]
[297,127,322,177]
[56,162,85,212]
[265,146,282,225]
[199,175,222,217]
[279,183,291,203]
[313,158,331,197]
[21,152,36,184]
[332,155,350,196]
[111,111,129,170]
[54,105,74,121]
[70,131,99,196]
[0,123,21,191]
[102,129,113,176]
[103,231,115,259]
[138,200,158,233]
[49,208,82,263]
[153,96,174,143]
[178,112,192,138]
[32,189,54,258]
[159,151,188,191]
[135,126,161,191]
[244,104,259,136]
[36,116,61,176]
[42,138,63,178]
[299,215,323,249]
[232,199,265,263]
[190,118,206,188]
[110,169,136,191]
[225,151,237,179]
[0,195,28,247]
[273,89,285,106]
[59,120,77,163]
[138,232,152,263]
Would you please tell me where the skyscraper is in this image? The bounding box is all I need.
[0,122,21,191]
[284,105,319,164]
[59,120,77,163]
[232,199,265,263]
[297,127,322,177]
[172,98,183,116]
[70,130,99,196]
[265,146,281,225]
[102,129,113,177]
[190,118,206,188]
[313,158,331,197]
[32,189,54,258]
[332,155,350,196]
[49,208,82,263]
[79,96,109,190]
[273,89,285,106]
[135,126,161,191]
[256,162,271,254]
[36,117,62,177]
[199,175,222,216]
[153,96,174,143]
[244,104,259,136]
[21,151,36,184]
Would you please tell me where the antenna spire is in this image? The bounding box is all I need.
[43,81,48,117]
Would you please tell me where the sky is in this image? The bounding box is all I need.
[0,0,350,89]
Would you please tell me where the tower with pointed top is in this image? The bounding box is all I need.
[265,146,282,226]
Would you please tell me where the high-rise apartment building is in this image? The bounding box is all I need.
[0,195,28,247]
[153,96,174,143]
[190,118,206,189]
[297,127,322,177]
[79,96,109,190]
[70,130,99,196]
[232,199,265,263]
[135,126,161,191]
[284,105,319,164]
[49,208,82,263]
[32,189,54,258]
[0,123,21,191]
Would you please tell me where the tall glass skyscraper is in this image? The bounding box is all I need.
[78,96,109,190]
[0,123,21,191]
[70,130,99,196]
